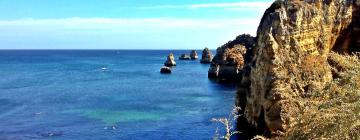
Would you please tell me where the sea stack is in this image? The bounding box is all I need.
[164,53,176,66]
[190,50,198,60]
[179,54,191,60]
[200,48,212,63]
[160,66,171,74]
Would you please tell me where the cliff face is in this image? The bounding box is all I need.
[238,0,360,136]
[208,34,256,81]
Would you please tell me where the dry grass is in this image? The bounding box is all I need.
[252,135,268,140]
[282,52,360,140]
[300,55,328,80]
[212,106,242,140]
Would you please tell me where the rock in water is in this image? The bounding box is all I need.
[190,50,198,60]
[179,54,191,60]
[200,48,213,63]
[236,0,360,136]
[160,66,171,74]
[208,34,255,81]
[164,53,176,66]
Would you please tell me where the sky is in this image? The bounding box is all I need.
[0,0,274,49]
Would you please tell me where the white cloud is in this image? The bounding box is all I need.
[139,1,273,9]
[0,17,260,33]
[0,17,261,49]
[189,2,272,8]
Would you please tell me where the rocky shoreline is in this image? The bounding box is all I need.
[223,0,360,139]
[156,0,358,139]
[158,1,360,136]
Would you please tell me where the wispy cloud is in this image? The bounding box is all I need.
[0,17,261,49]
[139,1,272,9]
[0,17,260,32]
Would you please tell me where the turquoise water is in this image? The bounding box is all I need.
[0,50,237,140]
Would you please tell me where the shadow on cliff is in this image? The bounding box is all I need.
[231,1,282,139]
[332,2,360,54]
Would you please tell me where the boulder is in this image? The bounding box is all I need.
[190,50,198,60]
[200,48,213,63]
[179,54,191,60]
[164,53,176,66]
[160,66,171,74]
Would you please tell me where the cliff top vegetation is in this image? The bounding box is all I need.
[282,52,360,139]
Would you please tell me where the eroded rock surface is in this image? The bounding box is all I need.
[237,0,360,136]
[208,34,255,81]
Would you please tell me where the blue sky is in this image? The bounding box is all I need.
[0,0,273,49]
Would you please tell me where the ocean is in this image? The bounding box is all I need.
[0,50,237,140]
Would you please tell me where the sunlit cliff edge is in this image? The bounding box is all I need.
[211,0,360,139]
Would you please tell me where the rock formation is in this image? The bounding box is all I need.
[208,34,256,81]
[164,53,176,66]
[200,48,213,63]
[190,50,198,60]
[160,66,171,74]
[179,54,191,60]
[236,0,360,137]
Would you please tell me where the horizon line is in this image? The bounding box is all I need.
[0,48,217,51]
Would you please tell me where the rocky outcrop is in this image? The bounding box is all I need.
[160,66,171,74]
[179,54,191,60]
[208,34,256,81]
[164,53,176,66]
[237,0,360,137]
[208,45,247,81]
[190,50,198,60]
[200,48,213,63]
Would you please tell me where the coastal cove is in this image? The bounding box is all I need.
[0,50,237,140]
[1,0,360,139]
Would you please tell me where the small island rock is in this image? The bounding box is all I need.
[190,50,198,60]
[164,53,176,66]
[160,66,172,74]
[200,48,213,63]
[179,54,191,60]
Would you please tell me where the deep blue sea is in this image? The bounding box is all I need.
[0,50,237,140]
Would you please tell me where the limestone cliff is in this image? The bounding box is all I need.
[237,0,360,137]
[208,34,256,81]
